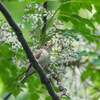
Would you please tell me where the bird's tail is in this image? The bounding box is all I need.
[21,71,36,84]
[21,75,28,84]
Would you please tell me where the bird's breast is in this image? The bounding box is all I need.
[38,49,51,67]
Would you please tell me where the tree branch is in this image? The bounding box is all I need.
[0,2,61,100]
[42,1,47,34]
[4,92,12,100]
[46,66,70,99]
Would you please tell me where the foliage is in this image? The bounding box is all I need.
[0,0,100,100]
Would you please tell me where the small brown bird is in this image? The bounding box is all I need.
[21,43,53,84]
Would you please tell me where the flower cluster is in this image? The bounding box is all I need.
[50,33,78,78]
[0,22,22,50]
[23,4,55,31]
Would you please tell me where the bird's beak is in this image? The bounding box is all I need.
[49,44,53,47]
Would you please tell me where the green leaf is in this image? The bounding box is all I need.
[63,32,79,41]
[45,96,51,100]
[55,28,79,41]
[81,68,93,81]
[91,0,100,6]
[70,14,96,29]
[69,27,99,43]
[80,2,92,12]
[78,51,98,59]
[12,87,23,97]
[3,1,26,22]
[36,0,55,3]
[92,13,100,24]
[24,9,35,15]
[78,51,88,58]
[93,59,100,66]
[40,34,53,45]
[30,93,39,100]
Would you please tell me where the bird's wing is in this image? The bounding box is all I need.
[26,50,42,74]
[35,50,43,59]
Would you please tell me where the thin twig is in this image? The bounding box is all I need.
[42,1,47,34]
[4,92,12,100]
[46,66,70,98]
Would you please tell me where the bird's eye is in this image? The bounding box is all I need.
[44,43,47,46]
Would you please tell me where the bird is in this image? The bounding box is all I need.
[21,43,53,84]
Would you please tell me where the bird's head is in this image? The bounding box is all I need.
[42,43,53,50]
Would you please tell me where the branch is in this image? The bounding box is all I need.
[4,71,36,100]
[4,92,12,100]
[42,1,47,34]
[68,61,80,67]
[46,66,70,99]
[0,2,60,100]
